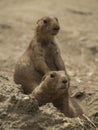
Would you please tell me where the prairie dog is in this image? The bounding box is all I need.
[32,71,83,118]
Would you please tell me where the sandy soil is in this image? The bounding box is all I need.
[0,0,98,129]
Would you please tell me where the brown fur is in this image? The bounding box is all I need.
[32,71,83,118]
[14,16,67,94]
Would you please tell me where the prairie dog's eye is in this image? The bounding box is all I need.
[50,73,55,78]
[43,19,48,24]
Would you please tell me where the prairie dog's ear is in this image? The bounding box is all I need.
[37,17,50,25]
[36,19,41,24]
[37,18,47,25]
[55,17,58,22]
[42,74,47,81]
[36,17,44,24]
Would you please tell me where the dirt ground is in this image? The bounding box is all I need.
[0,0,98,129]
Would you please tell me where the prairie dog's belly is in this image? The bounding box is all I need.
[44,46,58,70]
[45,54,57,70]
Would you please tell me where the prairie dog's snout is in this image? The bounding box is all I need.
[62,79,68,84]
[58,75,68,90]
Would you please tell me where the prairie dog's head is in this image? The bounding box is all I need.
[36,16,60,36]
[41,71,69,95]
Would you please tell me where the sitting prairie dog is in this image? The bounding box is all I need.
[32,71,83,118]
[14,16,68,94]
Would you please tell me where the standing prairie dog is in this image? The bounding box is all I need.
[32,71,83,118]
[14,16,68,94]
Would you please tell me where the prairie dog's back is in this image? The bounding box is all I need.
[69,97,83,117]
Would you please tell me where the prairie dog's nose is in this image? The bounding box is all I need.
[62,79,68,84]
[53,26,60,31]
